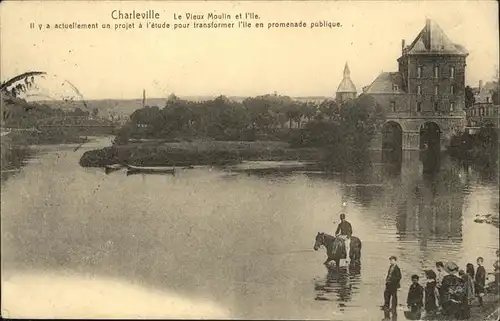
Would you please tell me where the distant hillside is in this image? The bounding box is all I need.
[34,95,332,117]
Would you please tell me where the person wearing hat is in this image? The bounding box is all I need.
[382,256,402,313]
[441,262,467,318]
[334,213,353,264]
[475,257,486,307]
[424,269,439,315]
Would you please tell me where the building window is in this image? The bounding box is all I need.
[417,85,422,95]
[417,66,422,78]
[390,101,396,112]
[434,102,439,112]
[392,84,399,92]
[450,85,454,95]
[434,85,439,95]
[450,66,455,79]
[434,66,439,78]
[486,97,490,103]
[417,102,422,112]
[450,102,455,112]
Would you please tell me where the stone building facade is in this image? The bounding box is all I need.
[366,19,468,151]
[466,80,499,131]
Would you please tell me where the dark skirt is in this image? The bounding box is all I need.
[425,282,438,313]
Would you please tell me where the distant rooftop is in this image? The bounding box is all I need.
[363,72,405,94]
[404,19,468,56]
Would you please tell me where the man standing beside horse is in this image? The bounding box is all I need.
[335,213,353,264]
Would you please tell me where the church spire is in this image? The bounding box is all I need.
[336,62,357,103]
[343,62,351,78]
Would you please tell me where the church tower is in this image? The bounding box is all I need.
[336,62,357,103]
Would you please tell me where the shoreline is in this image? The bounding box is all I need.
[1,135,103,172]
[79,140,325,168]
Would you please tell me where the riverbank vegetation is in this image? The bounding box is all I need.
[79,140,322,167]
[80,93,385,171]
[0,92,119,170]
[1,93,117,145]
[448,125,498,168]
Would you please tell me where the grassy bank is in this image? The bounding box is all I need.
[79,140,323,167]
[6,130,87,146]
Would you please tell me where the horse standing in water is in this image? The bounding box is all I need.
[313,232,362,270]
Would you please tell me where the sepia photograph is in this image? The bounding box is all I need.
[1,0,499,320]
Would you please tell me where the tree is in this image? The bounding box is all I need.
[73,107,87,117]
[302,102,318,121]
[318,99,340,121]
[92,108,99,118]
[465,86,475,109]
[243,96,274,133]
[167,93,180,102]
[491,83,499,105]
[162,98,191,133]
[294,94,385,171]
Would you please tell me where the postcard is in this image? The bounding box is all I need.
[1,0,499,320]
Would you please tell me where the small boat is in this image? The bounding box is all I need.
[105,164,124,175]
[126,165,176,176]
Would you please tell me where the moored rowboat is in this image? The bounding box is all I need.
[126,165,176,176]
[105,164,124,174]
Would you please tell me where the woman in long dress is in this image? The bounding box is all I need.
[424,270,439,316]
[459,270,472,318]
[441,262,467,319]
[465,263,476,304]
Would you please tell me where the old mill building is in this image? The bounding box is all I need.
[364,19,468,151]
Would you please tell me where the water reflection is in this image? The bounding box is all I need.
[314,267,361,305]
[395,162,464,243]
[1,139,498,320]
[1,146,36,182]
[421,149,441,176]
[382,310,399,321]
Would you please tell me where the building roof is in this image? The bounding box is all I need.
[337,62,357,93]
[405,19,468,56]
[363,72,405,94]
[482,81,499,92]
[472,81,499,94]
[473,81,498,103]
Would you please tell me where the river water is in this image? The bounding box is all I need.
[1,137,499,319]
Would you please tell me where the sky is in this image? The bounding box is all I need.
[1,0,499,100]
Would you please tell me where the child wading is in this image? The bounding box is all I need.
[475,257,486,307]
[424,270,439,316]
[406,274,424,320]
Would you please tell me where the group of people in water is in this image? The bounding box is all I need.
[399,256,499,319]
[380,252,500,320]
[333,213,499,320]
